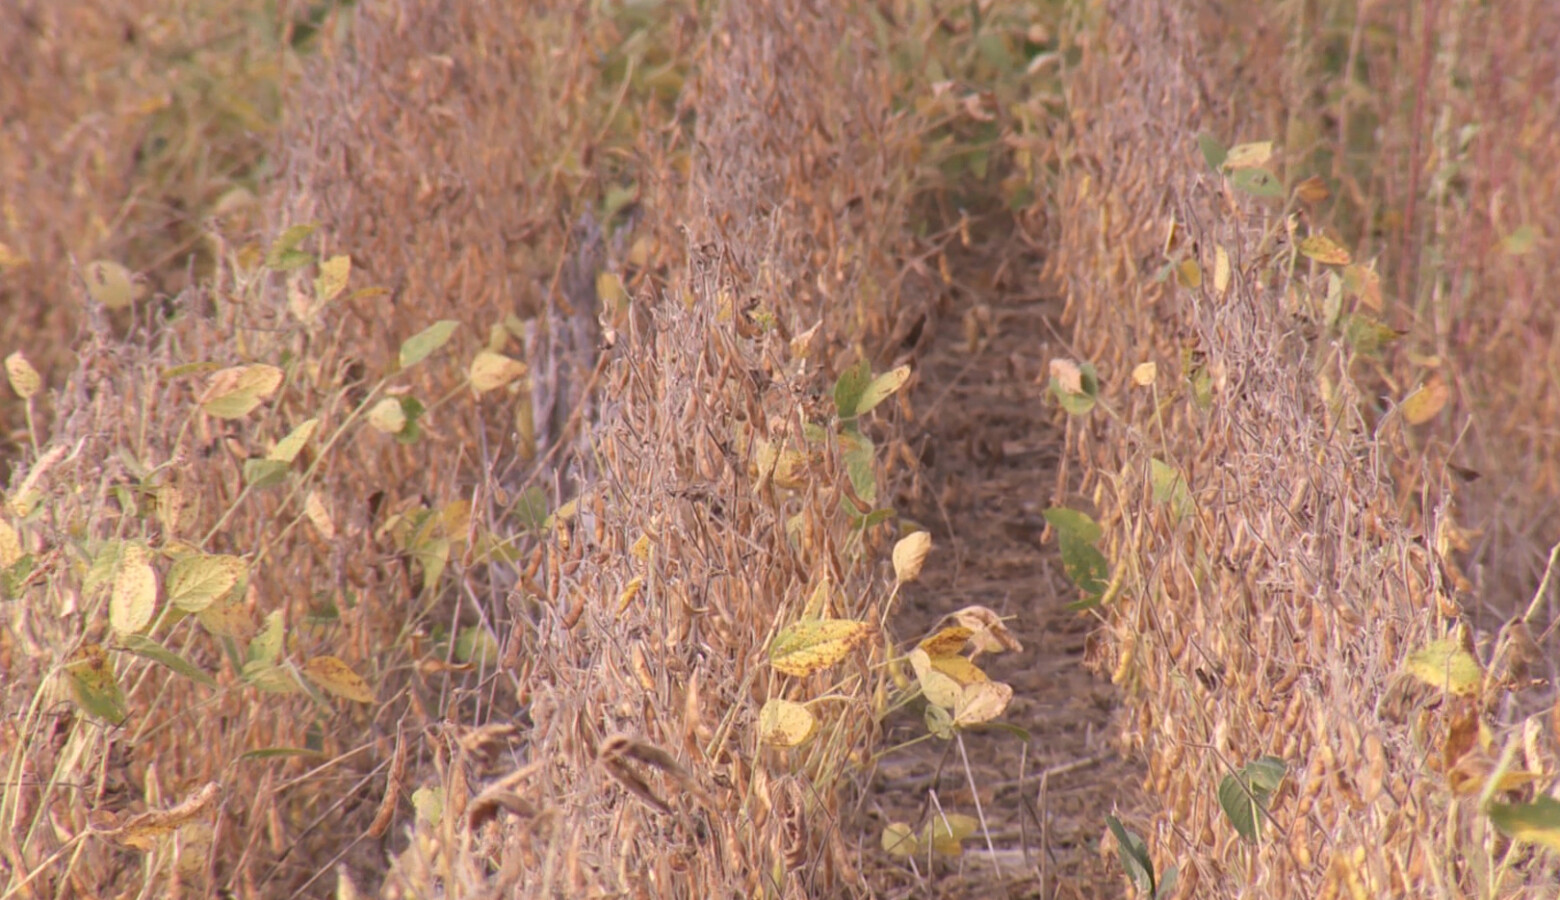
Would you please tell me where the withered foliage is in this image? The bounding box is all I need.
[1051,1,1559,896]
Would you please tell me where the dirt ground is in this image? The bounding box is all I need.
[859,258,1143,898]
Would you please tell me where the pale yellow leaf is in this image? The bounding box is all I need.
[1222,141,1273,171]
[893,531,932,583]
[1131,362,1157,387]
[83,260,138,309]
[0,517,19,568]
[1213,244,1231,295]
[469,350,528,394]
[166,554,245,613]
[110,545,158,635]
[909,648,964,709]
[758,698,817,748]
[367,398,407,434]
[5,352,41,399]
[304,491,335,540]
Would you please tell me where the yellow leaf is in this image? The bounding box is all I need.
[65,643,127,724]
[925,813,979,855]
[758,698,817,748]
[1405,638,1483,696]
[882,823,920,858]
[768,619,871,677]
[917,625,972,657]
[596,272,628,308]
[1300,234,1352,266]
[82,260,139,309]
[929,653,988,687]
[1176,258,1202,288]
[1401,375,1450,425]
[110,545,158,635]
[0,517,20,568]
[892,531,932,583]
[302,656,374,703]
[268,418,318,463]
[304,491,335,540]
[1343,264,1383,312]
[166,554,245,613]
[616,576,644,615]
[5,352,41,399]
[1293,175,1331,205]
[1131,361,1157,387]
[314,254,352,303]
[469,350,528,394]
[954,680,1013,726]
[200,365,284,419]
[857,364,912,416]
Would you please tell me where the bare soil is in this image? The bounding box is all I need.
[862,267,1140,899]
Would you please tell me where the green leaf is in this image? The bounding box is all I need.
[119,634,217,688]
[1498,224,1540,256]
[1486,796,1560,853]
[1043,507,1103,545]
[1230,167,1283,198]
[243,458,290,490]
[841,428,878,506]
[1197,134,1228,172]
[399,320,460,370]
[833,359,872,419]
[265,223,318,271]
[1149,459,1194,522]
[454,625,498,667]
[248,610,285,665]
[513,486,550,534]
[1058,532,1109,597]
[924,702,953,740]
[1105,814,1156,895]
[241,659,300,694]
[268,417,318,463]
[239,746,323,761]
[1218,755,1287,841]
[65,644,129,725]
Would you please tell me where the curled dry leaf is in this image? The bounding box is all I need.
[1048,358,1083,395]
[917,625,973,657]
[944,605,1024,656]
[954,680,1013,726]
[102,782,221,851]
[892,530,932,583]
